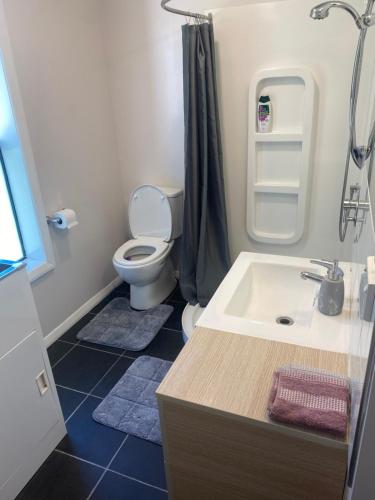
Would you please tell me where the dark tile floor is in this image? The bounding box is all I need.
[17,284,186,500]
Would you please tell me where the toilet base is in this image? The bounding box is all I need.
[130,259,176,310]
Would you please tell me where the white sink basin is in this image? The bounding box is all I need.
[225,260,318,329]
[198,252,352,353]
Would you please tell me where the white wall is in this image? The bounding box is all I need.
[104,0,375,263]
[2,0,126,336]
[103,0,186,219]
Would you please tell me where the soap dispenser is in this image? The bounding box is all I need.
[301,259,345,316]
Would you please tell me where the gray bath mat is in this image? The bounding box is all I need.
[76,297,173,351]
[92,356,172,444]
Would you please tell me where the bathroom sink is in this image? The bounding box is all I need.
[225,260,318,329]
[198,252,352,353]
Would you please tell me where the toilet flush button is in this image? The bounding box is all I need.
[161,196,165,200]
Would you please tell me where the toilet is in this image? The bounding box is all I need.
[113,184,183,310]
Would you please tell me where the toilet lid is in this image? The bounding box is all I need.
[129,185,172,241]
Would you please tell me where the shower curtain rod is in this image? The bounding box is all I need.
[161,0,213,22]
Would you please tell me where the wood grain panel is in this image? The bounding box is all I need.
[160,400,347,500]
[158,327,348,434]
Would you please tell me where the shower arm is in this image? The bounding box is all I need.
[312,1,375,28]
[331,2,363,28]
[311,2,363,28]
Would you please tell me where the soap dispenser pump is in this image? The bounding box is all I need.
[301,259,345,316]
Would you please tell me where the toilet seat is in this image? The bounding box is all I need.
[113,237,170,268]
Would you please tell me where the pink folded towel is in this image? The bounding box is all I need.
[268,365,350,438]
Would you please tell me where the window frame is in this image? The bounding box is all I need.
[0,3,55,282]
[0,148,26,261]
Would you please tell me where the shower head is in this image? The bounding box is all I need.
[310,1,363,29]
[310,3,330,19]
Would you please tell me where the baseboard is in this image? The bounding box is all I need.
[44,276,122,347]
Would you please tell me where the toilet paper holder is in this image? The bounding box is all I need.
[46,209,78,230]
[46,215,63,225]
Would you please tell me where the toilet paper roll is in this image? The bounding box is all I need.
[54,209,79,230]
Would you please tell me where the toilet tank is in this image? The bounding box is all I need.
[156,186,183,240]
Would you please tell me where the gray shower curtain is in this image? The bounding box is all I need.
[180,22,231,307]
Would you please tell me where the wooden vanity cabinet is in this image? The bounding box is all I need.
[157,327,348,500]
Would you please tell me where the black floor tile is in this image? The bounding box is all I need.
[91,471,167,500]
[91,357,134,398]
[125,328,185,362]
[57,396,125,467]
[47,341,74,366]
[110,436,166,489]
[59,313,94,343]
[78,340,125,356]
[89,287,130,315]
[16,450,102,500]
[52,345,118,393]
[166,284,186,304]
[112,282,130,296]
[163,301,185,331]
[145,329,185,361]
[56,386,87,421]
[89,296,115,315]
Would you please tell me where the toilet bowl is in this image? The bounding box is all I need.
[113,237,175,310]
[113,185,183,310]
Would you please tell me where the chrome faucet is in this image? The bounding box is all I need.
[301,259,344,283]
[301,259,345,316]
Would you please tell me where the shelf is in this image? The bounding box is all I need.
[254,132,303,143]
[247,67,316,245]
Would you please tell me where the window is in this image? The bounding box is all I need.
[0,43,55,280]
[0,150,24,261]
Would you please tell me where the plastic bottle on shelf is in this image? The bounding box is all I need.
[257,95,272,133]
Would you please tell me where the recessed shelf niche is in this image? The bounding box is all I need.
[247,67,316,245]
[256,141,302,186]
[254,192,299,241]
